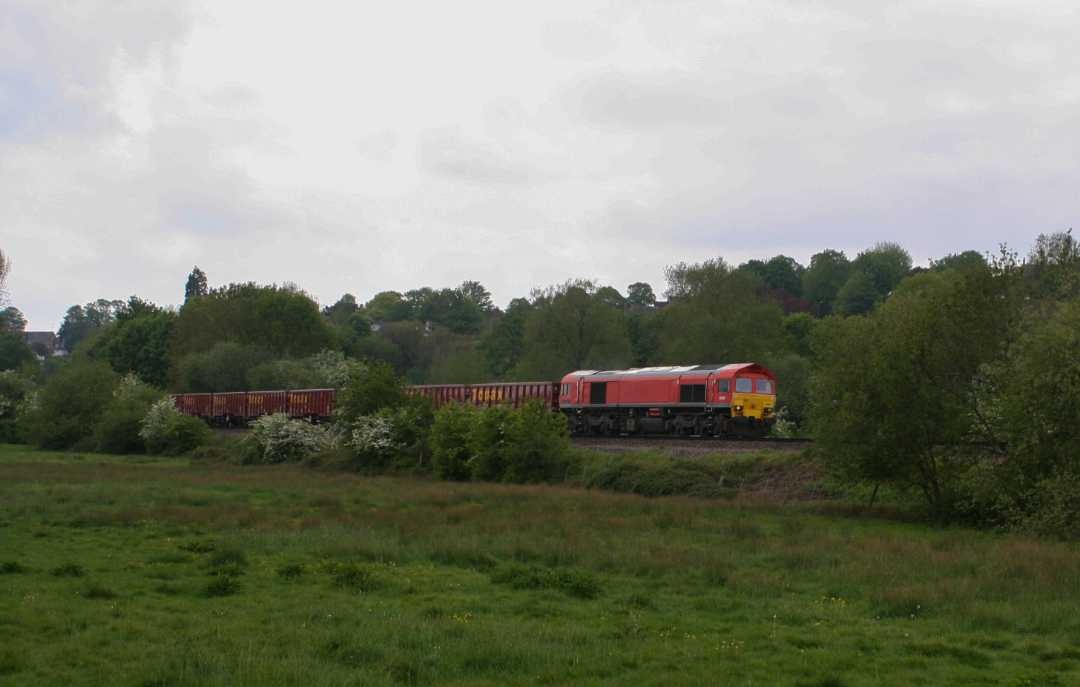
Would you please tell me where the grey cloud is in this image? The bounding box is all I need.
[418,127,548,185]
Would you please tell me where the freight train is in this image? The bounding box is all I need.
[171,362,777,437]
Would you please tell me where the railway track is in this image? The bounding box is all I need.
[571,436,812,454]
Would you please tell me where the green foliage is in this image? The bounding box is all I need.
[172,342,271,392]
[480,298,530,378]
[931,250,986,273]
[427,337,488,384]
[501,401,572,483]
[85,297,176,387]
[468,405,513,481]
[140,398,211,455]
[809,267,1005,517]
[246,359,322,391]
[625,282,656,307]
[741,255,804,297]
[626,309,660,366]
[0,371,32,442]
[0,306,26,333]
[1023,230,1080,299]
[429,401,571,483]
[57,299,124,352]
[1008,471,1080,540]
[184,266,208,302]
[364,290,411,322]
[170,283,334,362]
[430,403,477,481]
[93,375,164,454]
[657,259,785,363]
[516,281,631,379]
[832,269,879,315]
[766,352,811,425]
[852,242,913,297]
[0,331,35,371]
[782,313,818,358]
[23,360,118,449]
[802,249,851,316]
[336,360,406,425]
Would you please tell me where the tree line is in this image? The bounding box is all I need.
[2,233,1079,535]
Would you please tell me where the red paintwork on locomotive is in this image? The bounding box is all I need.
[559,363,776,408]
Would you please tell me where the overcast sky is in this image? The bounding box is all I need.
[2,1,1078,330]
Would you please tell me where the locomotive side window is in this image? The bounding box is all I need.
[589,382,607,404]
[679,384,706,403]
[756,379,773,394]
[735,378,752,393]
[717,380,730,393]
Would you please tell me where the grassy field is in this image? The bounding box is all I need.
[1,445,1079,686]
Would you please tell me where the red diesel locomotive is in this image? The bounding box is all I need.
[559,363,776,437]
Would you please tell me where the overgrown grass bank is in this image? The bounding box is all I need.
[1,444,1078,686]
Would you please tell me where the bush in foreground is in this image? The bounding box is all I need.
[139,398,211,455]
[94,375,163,454]
[22,360,118,450]
[242,413,331,464]
[428,400,571,484]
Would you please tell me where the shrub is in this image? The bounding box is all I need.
[0,370,32,443]
[245,413,331,463]
[23,360,118,449]
[336,360,405,424]
[501,400,571,483]
[345,413,399,467]
[1009,471,1080,540]
[430,403,477,481]
[468,405,513,481]
[140,398,211,455]
[94,374,164,454]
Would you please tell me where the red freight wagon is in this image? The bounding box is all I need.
[211,392,249,421]
[174,393,212,418]
[287,389,336,419]
[408,385,470,409]
[470,382,558,409]
[409,382,559,410]
[248,390,288,417]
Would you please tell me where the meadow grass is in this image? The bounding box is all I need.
[1,443,1078,685]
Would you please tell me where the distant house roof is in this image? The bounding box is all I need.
[23,331,60,355]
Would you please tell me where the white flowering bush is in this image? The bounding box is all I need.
[139,398,211,455]
[246,413,331,463]
[113,373,144,399]
[348,414,399,455]
[769,407,799,439]
[139,398,178,446]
